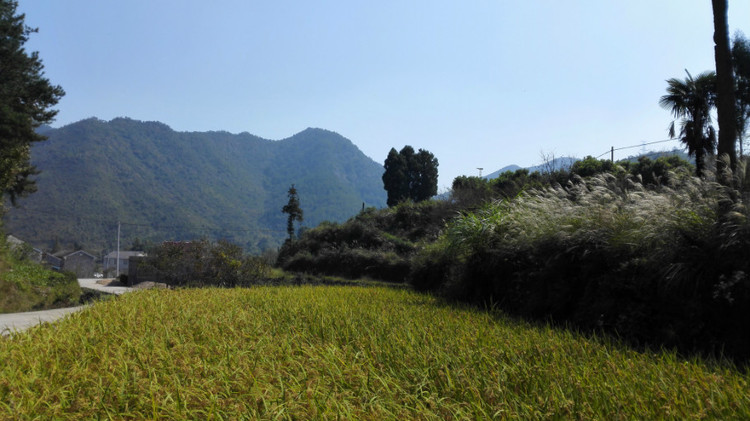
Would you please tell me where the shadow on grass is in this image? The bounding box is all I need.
[427,292,749,371]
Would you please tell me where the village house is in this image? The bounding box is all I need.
[5,235,43,263]
[103,251,146,276]
[59,250,97,278]
[5,236,98,277]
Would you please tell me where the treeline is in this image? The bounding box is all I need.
[278,155,694,282]
[277,155,750,362]
[129,239,270,288]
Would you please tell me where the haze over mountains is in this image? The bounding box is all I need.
[4,118,386,253]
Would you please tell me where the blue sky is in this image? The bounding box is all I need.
[19,1,750,189]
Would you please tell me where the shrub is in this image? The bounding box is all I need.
[0,259,81,313]
[276,200,458,282]
[137,239,269,288]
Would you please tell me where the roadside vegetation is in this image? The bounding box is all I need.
[0,240,81,314]
[277,155,750,362]
[1,286,748,420]
[412,163,750,361]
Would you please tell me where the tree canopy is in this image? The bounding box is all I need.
[659,70,716,177]
[382,146,438,207]
[0,0,64,204]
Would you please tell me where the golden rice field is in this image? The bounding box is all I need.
[0,286,748,420]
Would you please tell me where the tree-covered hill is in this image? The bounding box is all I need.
[2,117,386,253]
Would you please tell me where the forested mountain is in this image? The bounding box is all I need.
[2,118,386,253]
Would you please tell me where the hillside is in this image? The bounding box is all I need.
[2,118,386,253]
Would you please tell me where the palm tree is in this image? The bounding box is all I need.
[659,70,717,177]
[711,0,737,176]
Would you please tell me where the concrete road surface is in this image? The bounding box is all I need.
[78,278,133,295]
[0,306,86,336]
[0,279,134,335]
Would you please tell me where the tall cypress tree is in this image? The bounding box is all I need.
[281,184,303,242]
[412,149,439,202]
[382,146,438,206]
[382,148,409,207]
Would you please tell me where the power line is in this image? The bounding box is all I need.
[596,138,679,159]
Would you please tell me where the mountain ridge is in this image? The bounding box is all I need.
[3,118,386,253]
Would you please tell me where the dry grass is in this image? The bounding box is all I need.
[444,172,721,260]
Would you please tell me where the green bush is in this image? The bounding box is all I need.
[620,155,693,185]
[0,258,81,313]
[283,247,410,281]
[137,239,269,288]
[276,201,458,282]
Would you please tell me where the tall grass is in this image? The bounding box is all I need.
[410,169,750,360]
[0,286,748,419]
[444,172,717,260]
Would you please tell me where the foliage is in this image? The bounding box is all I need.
[382,145,438,206]
[3,120,386,252]
[1,286,748,419]
[660,70,717,177]
[0,238,80,313]
[0,0,64,204]
[489,168,548,198]
[281,184,303,242]
[451,155,694,212]
[136,239,269,288]
[412,169,750,361]
[277,200,457,282]
[569,155,616,178]
[382,148,409,206]
[451,175,494,208]
[619,155,693,185]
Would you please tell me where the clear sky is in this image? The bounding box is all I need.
[18,1,750,190]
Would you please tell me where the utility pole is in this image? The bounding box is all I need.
[610,146,614,163]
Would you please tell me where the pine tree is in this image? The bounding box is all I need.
[281,184,303,241]
[0,0,65,204]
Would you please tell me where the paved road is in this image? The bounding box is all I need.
[78,278,133,295]
[0,306,86,335]
[0,279,134,336]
